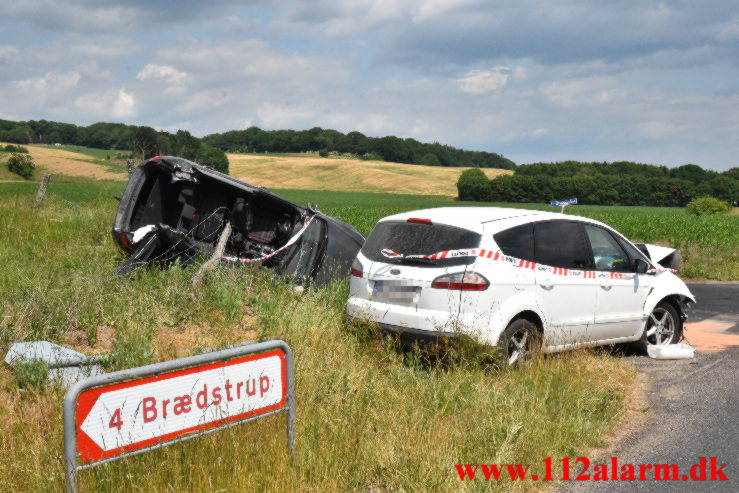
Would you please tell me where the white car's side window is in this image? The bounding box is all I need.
[533,221,592,270]
[584,225,631,272]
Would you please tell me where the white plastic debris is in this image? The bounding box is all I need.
[647,343,695,360]
[4,341,104,387]
[132,224,157,244]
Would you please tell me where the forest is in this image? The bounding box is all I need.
[0,119,229,173]
[0,118,516,171]
[202,126,517,169]
[458,162,738,206]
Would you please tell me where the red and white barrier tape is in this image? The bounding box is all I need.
[381,248,676,278]
[221,215,315,264]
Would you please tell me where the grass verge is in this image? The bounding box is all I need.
[0,183,635,492]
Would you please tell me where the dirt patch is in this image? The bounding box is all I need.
[63,324,258,360]
[153,324,258,360]
[62,325,115,354]
[683,319,739,351]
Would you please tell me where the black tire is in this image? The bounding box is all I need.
[496,318,541,366]
[636,301,682,354]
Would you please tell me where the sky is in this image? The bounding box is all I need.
[1,0,738,171]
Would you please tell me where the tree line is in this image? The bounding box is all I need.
[0,119,229,173]
[458,162,739,206]
[202,126,517,170]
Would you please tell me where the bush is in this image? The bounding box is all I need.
[6,152,36,179]
[360,152,383,161]
[3,144,28,153]
[12,359,48,390]
[419,152,441,166]
[686,196,731,216]
[457,168,490,201]
[318,149,329,157]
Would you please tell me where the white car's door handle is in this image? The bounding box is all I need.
[540,278,554,290]
[600,279,612,290]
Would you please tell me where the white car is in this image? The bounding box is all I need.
[346,207,695,364]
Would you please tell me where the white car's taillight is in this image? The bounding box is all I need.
[431,271,489,291]
[350,258,364,278]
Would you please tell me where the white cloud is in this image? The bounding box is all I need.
[256,103,316,128]
[112,88,136,118]
[74,88,136,119]
[137,64,188,85]
[540,76,625,108]
[9,71,81,109]
[357,114,392,134]
[0,45,20,61]
[456,66,509,95]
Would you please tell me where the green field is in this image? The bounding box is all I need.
[49,144,123,160]
[2,181,736,279]
[0,180,638,492]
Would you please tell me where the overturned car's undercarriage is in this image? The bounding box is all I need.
[112,156,365,286]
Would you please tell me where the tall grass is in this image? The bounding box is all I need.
[0,183,635,492]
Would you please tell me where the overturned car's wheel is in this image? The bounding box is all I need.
[636,301,682,354]
[497,318,540,366]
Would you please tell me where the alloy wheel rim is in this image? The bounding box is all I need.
[508,329,531,365]
[646,308,675,346]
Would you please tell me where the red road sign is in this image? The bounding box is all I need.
[74,349,287,464]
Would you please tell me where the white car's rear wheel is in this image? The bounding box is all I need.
[498,318,540,366]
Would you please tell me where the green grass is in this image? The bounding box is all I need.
[0,181,636,492]
[47,144,121,160]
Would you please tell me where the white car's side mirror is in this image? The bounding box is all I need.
[635,258,650,274]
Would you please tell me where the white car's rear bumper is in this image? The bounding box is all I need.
[346,296,498,343]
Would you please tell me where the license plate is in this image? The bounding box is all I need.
[372,281,418,302]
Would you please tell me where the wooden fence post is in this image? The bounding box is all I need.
[191,222,232,290]
[34,173,52,208]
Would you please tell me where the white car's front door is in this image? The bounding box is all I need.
[584,225,654,340]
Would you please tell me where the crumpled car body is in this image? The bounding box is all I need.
[112,156,365,286]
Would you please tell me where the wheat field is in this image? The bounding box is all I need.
[228,153,512,196]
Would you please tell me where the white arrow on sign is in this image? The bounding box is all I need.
[79,355,284,453]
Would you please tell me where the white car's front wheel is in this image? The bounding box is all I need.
[637,301,682,353]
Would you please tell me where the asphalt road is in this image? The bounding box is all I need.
[563,283,739,492]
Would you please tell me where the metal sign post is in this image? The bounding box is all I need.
[63,340,295,493]
[550,197,578,213]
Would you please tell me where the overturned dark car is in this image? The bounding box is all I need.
[112,156,365,286]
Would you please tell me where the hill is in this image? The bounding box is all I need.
[1,144,510,196]
[228,153,512,196]
[0,144,127,181]
[203,126,517,170]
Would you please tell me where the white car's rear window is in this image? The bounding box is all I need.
[362,221,481,267]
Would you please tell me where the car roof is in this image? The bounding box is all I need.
[380,206,590,228]
[378,207,616,236]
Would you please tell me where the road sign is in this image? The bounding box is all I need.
[64,340,294,493]
[550,198,578,207]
